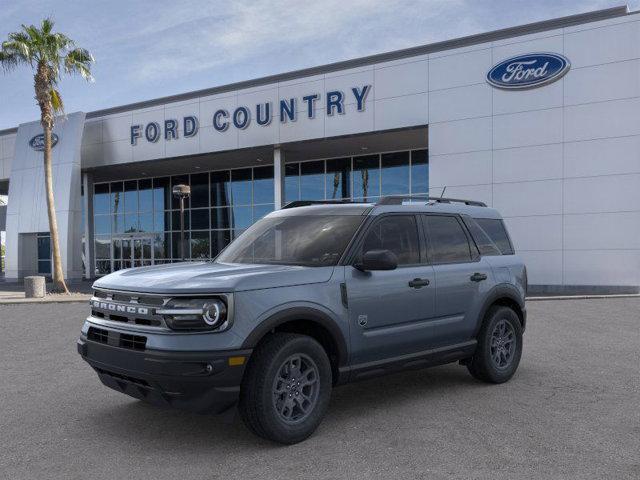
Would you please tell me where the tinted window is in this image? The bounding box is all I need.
[361,216,420,265]
[474,218,514,255]
[463,217,501,256]
[424,215,472,264]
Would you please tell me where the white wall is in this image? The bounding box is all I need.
[428,15,640,288]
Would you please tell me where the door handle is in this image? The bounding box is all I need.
[408,278,430,288]
[470,272,488,282]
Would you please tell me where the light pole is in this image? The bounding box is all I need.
[172,184,191,261]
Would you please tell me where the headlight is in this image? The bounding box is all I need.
[157,298,229,331]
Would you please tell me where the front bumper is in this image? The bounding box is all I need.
[77,336,251,414]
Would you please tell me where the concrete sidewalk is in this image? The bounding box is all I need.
[0,280,93,304]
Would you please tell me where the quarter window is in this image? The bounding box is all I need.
[474,218,514,255]
[424,215,472,264]
[361,216,420,265]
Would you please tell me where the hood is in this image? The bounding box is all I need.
[92,261,334,294]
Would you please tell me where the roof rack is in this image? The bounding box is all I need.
[281,200,358,209]
[376,195,487,207]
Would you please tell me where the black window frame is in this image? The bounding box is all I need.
[421,213,480,265]
[345,213,426,268]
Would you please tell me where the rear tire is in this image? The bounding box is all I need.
[239,333,332,444]
[467,306,523,383]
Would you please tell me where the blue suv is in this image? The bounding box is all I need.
[78,196,527,444]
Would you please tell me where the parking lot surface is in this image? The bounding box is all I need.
[1,298,638,479]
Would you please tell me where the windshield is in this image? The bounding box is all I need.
[216,214,364,267]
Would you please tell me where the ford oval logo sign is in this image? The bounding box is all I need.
[29,133,59,151]
[487,53,570,90]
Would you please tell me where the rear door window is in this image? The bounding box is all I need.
[423,215,472,264]
[473,218,514,255]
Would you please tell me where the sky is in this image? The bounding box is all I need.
[0,0,638,130]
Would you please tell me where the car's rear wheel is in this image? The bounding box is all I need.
[239,333,332,444]
[466,306,523,383]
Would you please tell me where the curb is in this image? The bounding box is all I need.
[527,294,640,301]
[0,295,92,305]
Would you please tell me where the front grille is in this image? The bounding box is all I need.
[90,289,168,329]
[87,327,108,344]
[86,326,147,351]
[119,333,146,351]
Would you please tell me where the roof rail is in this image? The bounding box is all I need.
[376,195,487,207]
[282,199,357,209]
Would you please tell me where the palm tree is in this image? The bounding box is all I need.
[0,18,93,293]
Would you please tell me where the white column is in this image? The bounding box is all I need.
[274,146,286,209]
[82,172,94,279]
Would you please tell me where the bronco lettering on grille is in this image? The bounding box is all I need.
[91,300,149,315]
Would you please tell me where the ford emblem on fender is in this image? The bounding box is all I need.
[487,53,570,90]
[29,133,59,151]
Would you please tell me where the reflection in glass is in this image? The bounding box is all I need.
[124,213,138,232]
[171,210,190,231]
[411,149,429,194]
[326,158,350,199]
[285,163,299,203]
[190,231,210,259]
[153,211,167,232]
[300,160,324,200]
[94,183,110,215]
[94,215,111,235]
[253,166,274,204]
[253,204,274,221]
[154,234,168,259]
[211,171,230,207]
[153,177,170,211]
[190,173,209,208]
[212,230,232,256]
[381,151,410,195]
[138,179,153,212]
[95,236,110,258]
[111,182,123,215]
[113,214,125,234]
[232,205,252,229]
[211,207,231,230]
[231,169,252,205]
[191,208,210,230]
[139,213,153,232]
[124,180,138,213]
[353,155,380,201]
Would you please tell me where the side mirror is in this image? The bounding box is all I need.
[355,249,398,271]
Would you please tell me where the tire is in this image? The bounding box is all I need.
[467,306,523,384]
[239,333,332,444]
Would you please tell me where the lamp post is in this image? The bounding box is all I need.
[172,184,191,261]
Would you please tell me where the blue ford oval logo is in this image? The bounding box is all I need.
[487,53,570,90]
[29,133,59,151]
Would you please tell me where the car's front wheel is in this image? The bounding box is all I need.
[239,333,332,444]
[466,306,523,383]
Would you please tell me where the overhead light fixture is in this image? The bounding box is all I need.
[141,172,147,175]
[360,146,368,151]
[256,157,263,162]
[194,166,201,169]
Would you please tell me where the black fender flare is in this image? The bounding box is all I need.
[241,306,349,367]
[473,283,526,336]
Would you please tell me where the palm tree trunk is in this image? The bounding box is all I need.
[43,123,69,293]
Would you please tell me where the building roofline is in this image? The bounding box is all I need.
[0,4,630,136]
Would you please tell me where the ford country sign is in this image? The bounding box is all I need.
[487,53,570,90]
[29,133,59,151]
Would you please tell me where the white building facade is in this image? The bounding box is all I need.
[0,5,639,294]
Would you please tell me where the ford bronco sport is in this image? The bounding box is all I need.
[78,196,527,444]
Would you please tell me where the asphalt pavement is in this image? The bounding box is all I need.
[0,298,638,479]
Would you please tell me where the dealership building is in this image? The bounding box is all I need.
[0,5,639,294]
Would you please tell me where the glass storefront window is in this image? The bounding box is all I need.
[285,163,300,203]
[381,151,410,195]
[138,178,153,212]
[190,173,209,208]
[124,180,138,213]
[111,182,123,215]
[231,169,252,206]
[94,183,110,215]
[353,154,380,201]
[253,166,274,204]
[211,171,230,207]
[300,160,324,200]
[326,158,351,200]
[91,149,428,275]
[411,149,429,194]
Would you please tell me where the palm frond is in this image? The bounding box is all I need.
[50,87,64,113]
[64,47,94,81]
